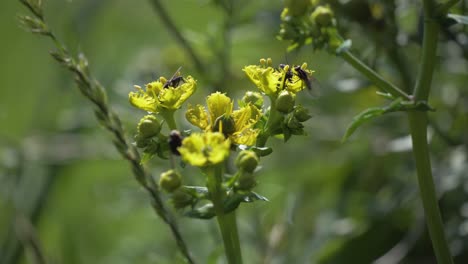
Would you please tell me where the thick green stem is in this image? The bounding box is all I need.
[408,113,453,264]
[256,98,283,147]
[161,110,178,130]
[407,2,453,263]
[340,51,411,100]
[206,165,243,264]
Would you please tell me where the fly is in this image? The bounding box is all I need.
[163,67,185,88]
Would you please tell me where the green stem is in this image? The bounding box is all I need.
[408,113,453,264]
[407,2,453,263]
[161,110,178,130]
[340,51,411,100]
[206,165,243,264]
[256,98,283,147]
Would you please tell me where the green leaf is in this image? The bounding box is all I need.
[448,14,468,25]
[342,98,435,142]
[184,203,215,219]
[238,145,273,157]
[223,191,269,214]
[342,107,386,142]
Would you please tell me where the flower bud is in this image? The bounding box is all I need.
[236,173,257,191]
[137,115,161,139]
[235,150,259,173]
[242,91,263,109]
[275,90,296,114]
[293,105,312,122]
[213,115,236,135]
[310,6,334,27]
[159,169,182,192]
[171,189,193,209]
[135,136,151,148]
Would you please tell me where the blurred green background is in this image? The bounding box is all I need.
[1,0,468,263]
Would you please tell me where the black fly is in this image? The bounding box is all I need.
[163,67,185,88]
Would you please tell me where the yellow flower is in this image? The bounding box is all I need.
[185,92,261,146]
[129,75,196,113]
[178,132,231,167]
[243,59,313,97]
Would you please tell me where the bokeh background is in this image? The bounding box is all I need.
[1,0,468,263]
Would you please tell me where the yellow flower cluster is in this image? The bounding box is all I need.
[242,59,313,97]
[186,92,261,146]
[129,75,196,113]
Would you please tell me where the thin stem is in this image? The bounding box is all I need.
[407,1,453,263]
[340,51,411,100]
[17,2,195,262]
[149,0,205,76]
[206,165,243,264]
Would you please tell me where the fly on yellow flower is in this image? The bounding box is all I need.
[129,74,196,113]
[243,58,314,97]
[186,92,261,146]
[178,132,231,167]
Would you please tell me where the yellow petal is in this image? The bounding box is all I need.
[178,133,207,167]
[230,129,259,146]
[232,105,261,132]
[128,86,158,112]
[186,104,209,130]
[206,92,233,124]
[179,132,230,167]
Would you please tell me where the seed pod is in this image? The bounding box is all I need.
[213,115,236,136]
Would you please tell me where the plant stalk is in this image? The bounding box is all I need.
[161,110,178,130]
[407,1,453,262]
[408,112,453,264]
[340,51,411,100]
[206,165,243,264]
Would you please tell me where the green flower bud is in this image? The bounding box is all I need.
[242,91,263,109]
[137,115,161,139]
[310,6,334,27]
[293,105,312,122]
[159,169,182,192]
[276,90,296,114]
[235,150,259,173]
[171,189,193,209]
[287,116,304,130]
[236,173,257,191]
[135,135,151,148]
[213,115,236,135]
